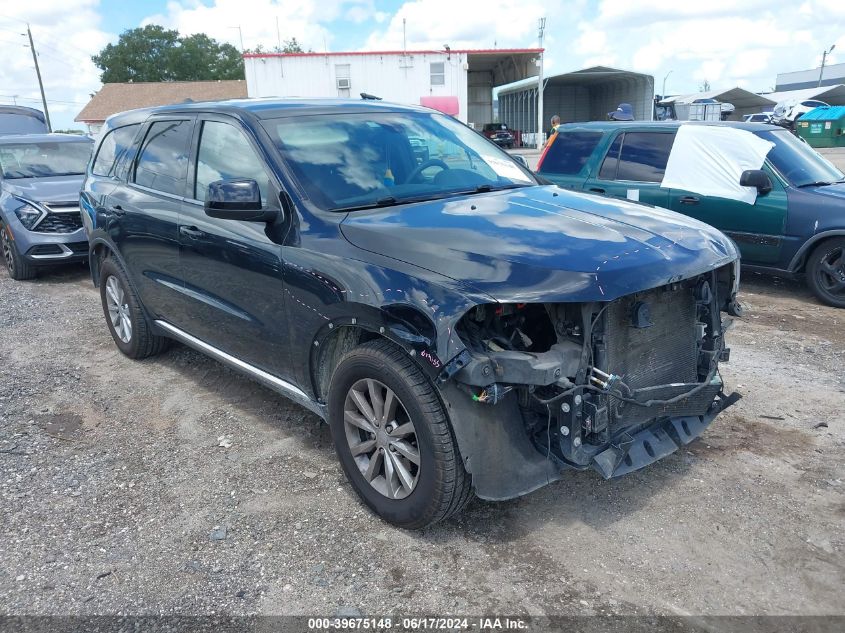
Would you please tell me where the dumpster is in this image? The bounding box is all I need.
[796,106,845,148]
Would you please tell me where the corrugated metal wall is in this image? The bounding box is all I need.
[498,73,655,144]
[587,76,654,122]
[467,71,494,127]
[543,85,591,124]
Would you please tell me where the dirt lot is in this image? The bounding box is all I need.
[0,263,843,617]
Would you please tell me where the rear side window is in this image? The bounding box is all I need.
[92,124,140,177]
[133,120,192,196]
[538,131,604,175]
[600,132,675,183]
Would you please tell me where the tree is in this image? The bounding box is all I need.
[245,38,307,54]
[92,25,244,83]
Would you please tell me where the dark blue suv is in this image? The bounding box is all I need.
[82,99,741,527]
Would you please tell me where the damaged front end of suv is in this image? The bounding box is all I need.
[439,263,741,500]
[338,185,743,503]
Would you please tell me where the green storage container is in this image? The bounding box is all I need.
[796,106,845,148]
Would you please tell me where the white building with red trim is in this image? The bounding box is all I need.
[243,48,541,128]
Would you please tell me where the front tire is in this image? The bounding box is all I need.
[1,222,36,281]
[98,256,170,358]
[327,340,472,528]
[806,238,845,308]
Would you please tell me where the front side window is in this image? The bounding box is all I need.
[262,111,535,211]
[613,132,675,182]
[538,131,604,176]
[430,62,445,86]
[761,129,844,187]
[133,120,192,196]
[195,121,275,207]
[0,141,92,179]
[92,124,140,177]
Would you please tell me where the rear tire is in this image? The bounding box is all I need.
[1,222,37,281]
[806,238,845,308]
[327,339,472,528]
[99,256,170,358]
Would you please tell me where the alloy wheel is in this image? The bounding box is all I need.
[343,378,420,500]
[816,245,845,297]
[1,226,14,275]
[105,275,132,343]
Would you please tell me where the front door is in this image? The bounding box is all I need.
[668,164,788,265]
[177,116,292,379]
[583,130,676,208]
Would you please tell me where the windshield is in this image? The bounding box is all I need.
[0,141,92,179]
[262,111,536,211]
[759,130,844,187]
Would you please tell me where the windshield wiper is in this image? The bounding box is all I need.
[333,196,399,212]
[458,183,533,196]
[796,181,835,188]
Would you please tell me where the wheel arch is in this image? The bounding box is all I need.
[309,302,448,404]
[788,230,845,272]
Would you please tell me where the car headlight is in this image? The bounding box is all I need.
[13,200,45,230]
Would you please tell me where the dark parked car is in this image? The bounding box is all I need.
[0,106,49,136]
[0,134,93,279]
[538,121,845,307]
[82,99,740,527]
[482,123,516,148]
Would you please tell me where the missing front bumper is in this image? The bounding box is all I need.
[591,391,741,479]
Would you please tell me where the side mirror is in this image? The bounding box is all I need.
[513,155,530,169]
[204,179,277,222]
[739,169,772,196]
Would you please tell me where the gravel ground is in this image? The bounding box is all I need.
[0,263,843,617]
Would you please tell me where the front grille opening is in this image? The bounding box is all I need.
[34,211,83,234]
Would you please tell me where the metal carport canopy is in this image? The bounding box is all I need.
[761,84,845,107]
[496,65,655,132]
[662,87,776,111]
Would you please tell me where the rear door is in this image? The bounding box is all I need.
[105,116,194,315]
[177,115,292,378]
[583,130,675,207]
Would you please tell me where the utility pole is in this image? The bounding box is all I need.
[25,24,51,131]
[229,25,244,52]
[818,44,836,87]
[537,17,545,146]
[662,70,673,99]
[275,17,281,51]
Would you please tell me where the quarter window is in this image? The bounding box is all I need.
[598,135,623,180]
[194,121,275,207]
[92,124,140,177]
[430,62,445,86]
[134,120,192,196]
[538,131,604,176]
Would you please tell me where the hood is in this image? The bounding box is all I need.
[2,175,85,205]
[340,186,739,303]
[807,181,845,200]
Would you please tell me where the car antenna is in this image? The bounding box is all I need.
[360,92,382,101]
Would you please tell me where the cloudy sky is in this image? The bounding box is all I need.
[1,0,843,130]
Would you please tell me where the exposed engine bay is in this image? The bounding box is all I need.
[452,263,740,480]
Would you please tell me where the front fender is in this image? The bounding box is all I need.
[788,229,845,272]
